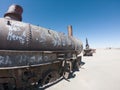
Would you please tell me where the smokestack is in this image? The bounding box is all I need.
[4,4,23,21]
[67,25,73,36]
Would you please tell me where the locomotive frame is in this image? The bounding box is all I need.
[0,50,82,89]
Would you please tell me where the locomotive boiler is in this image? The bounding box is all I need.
[0,5,83,89]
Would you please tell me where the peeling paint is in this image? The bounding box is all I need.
[0,53,57,67]
[0,18,82,51]
[50,31,61,47]
[0,56,12,65]
[6,22,27,44]
[0,56,4,64]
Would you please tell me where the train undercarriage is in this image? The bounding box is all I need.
[0,50,82,90]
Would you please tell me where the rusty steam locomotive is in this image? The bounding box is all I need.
[0,5,83,89]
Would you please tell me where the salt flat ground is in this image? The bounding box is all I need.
[45,48,120,90]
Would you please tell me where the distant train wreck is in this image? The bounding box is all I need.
[83,38,95,56]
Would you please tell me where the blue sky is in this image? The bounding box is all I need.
[0,0,120,48]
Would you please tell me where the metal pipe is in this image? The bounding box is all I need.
[67,25,73,36]
[4,4,23,21]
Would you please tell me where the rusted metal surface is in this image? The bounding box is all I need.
[0,50,80,68]
[0,4,83,89]
[0,50,58,67]
[4,4,23,21]
[67,25,73,36]
[0,18,83,53]
[0,62,62,88]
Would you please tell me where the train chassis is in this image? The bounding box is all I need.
[0,50,82,90]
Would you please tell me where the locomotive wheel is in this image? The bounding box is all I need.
[41,70,60,85]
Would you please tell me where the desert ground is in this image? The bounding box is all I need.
[42,48,120,90]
